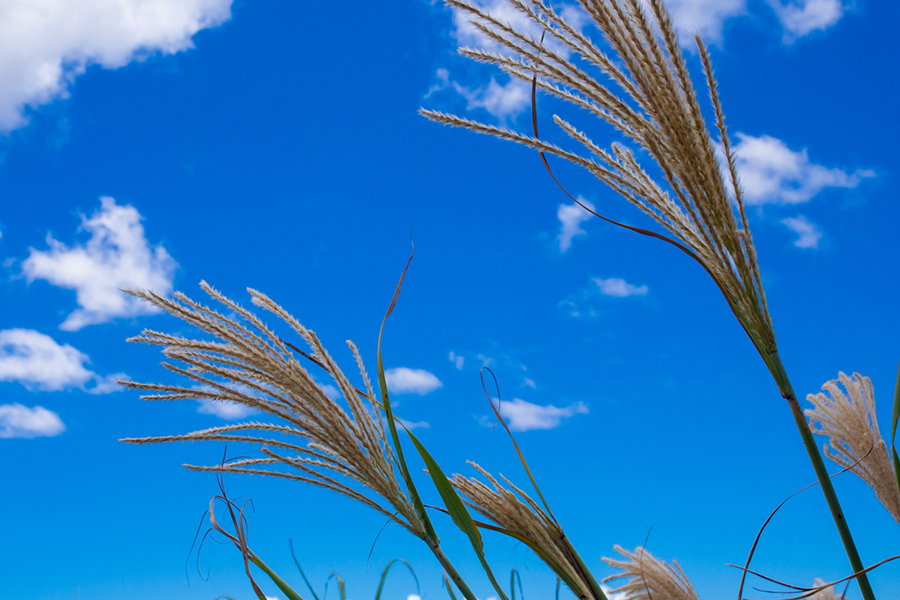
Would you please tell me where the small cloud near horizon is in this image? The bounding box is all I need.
[384,368,443,395]
[0,328,124,393]
[449,351,464,370]
[0,403,66,438]
[486,397,588,432]
[557,198,595,252]
[781,215,822,249]
[197,398,256,420]
[593,277,648,298]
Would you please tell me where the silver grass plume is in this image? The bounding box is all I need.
[119,282,427,538]
[805,372,900,523]
[452,461,594,599]
[602,546,699,600]
[420,0,775,357]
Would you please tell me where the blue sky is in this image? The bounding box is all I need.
[1,0,898,599]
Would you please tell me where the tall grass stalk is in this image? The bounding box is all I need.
[419,0,875,595]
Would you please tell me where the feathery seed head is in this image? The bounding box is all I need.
[422,0,776,357]
[119,282,427,538]
[805,372,900,523]
[452,461,593,599]
[602,545,699,600]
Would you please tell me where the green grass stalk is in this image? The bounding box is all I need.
[766,351,875,600]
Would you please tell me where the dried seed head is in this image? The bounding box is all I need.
[806,372,900,523]
[452,461,593,599]
[422,0,776,357]
[603,545,699,600]
[119,282,427,538]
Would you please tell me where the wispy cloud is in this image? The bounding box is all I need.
[647,0,841,44]
[384,368,443,395]
[662,0,747,45]
[724,133,874,205]
[561,276,648,317]
[192,381,261,419]
[450,0,584,57]
[23,197,177,330]
[769,0,844,40]
[557,198,595,252]
[780,215,822,249]
[592,277,649,298]
[318,382,341,401]
[435,1,586,121]
[449,351,464,370]
[427,68,530,122]
[488,397,588,432]
[0,403,66,439]
[197,398,256,420]
[399,419,430,430]
[0,0,233,132]
[0,328,122,393]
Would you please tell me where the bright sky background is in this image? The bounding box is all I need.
[1,1,898,599]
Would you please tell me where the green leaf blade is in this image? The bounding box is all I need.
[406,429,510,600]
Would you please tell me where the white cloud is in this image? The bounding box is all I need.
[429,68,530,122]
[384,368,443,395]
[592,277,649,297]
[0,0,232,132]
[449,351,464,370]
[451,0,581,57]
[0,328,121,393]
[769,0,843,40]
[408,595,423,600]
[23,196,177,330]
[557,198,595,252]
[523,377,536,389]
[476,353,495,368]
[727,133,874,205]
[661,0,747,45]
[601,587,628,600]
[492,397,588,432]
[780,215,822,249]
[0,403,66,438]
[197,398,255,420]
[319,382,341,400]
[459,77,530,121]
[439,1,588,121]
[88,372,128,395]
[399,419,430,430]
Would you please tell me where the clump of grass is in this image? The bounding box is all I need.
[120,0,896,598]
[119,275,519,600]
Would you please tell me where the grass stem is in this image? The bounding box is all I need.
[429,541,479,600]
[767,351,876,600]
[562,537,609,600]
